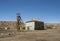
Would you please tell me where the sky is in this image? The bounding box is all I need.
[0,0,60,23]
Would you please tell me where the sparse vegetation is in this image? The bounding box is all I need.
[0,22,60,41]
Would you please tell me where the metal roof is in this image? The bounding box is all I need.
[26,18,44,23]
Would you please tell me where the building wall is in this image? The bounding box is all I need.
[25,21,44,30]
[25,22,35,30]
[35,22,44,30]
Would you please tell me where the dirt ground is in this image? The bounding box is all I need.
[0,29,60,41]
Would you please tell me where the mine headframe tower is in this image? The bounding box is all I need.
[16,13,22,30]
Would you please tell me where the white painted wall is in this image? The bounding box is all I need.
[25,22,35,30]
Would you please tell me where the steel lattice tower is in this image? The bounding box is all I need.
[16,13,22,30]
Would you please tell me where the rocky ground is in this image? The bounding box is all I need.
[0,29,60,41]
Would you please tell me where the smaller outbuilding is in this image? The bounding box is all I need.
[25,19,44,30]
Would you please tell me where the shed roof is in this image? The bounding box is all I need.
[26,18,44,23]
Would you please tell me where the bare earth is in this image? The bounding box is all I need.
[0,29,60,41]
